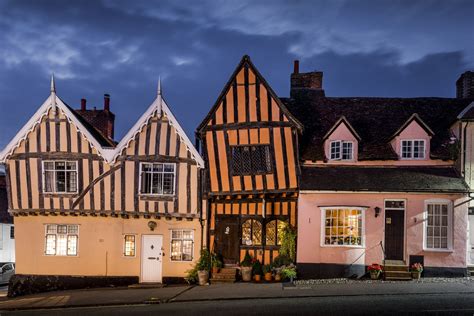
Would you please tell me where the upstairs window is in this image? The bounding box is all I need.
[330,141,353,160]
[401,140,425,159]
[231,145,272,175]
[43,161,78,193]
[140,163,175,195]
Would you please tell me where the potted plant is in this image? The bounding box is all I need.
[272,255,292,282]
[368,263,383,280]
[211,253,223,275]
[197,249,211,285]
[240,250,253,282]
[252,259,263,282]
[280,265,297,283]
[411,263,423,280]
[263,264,272,281]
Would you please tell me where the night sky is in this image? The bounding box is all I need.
[0,0,473,150]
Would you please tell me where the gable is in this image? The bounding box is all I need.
[197,55,302,132]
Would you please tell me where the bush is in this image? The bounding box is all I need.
[211,252,223,268]
[252,259,263,275]
[279,223,297,262]
[263,264,272,274]
[272,255,293,268]
[280,266,297,281]
[240,250,253,267]
[185,266,199,284]
[196,248,211,271]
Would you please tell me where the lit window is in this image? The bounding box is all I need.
[45,224,79,256]
[425,202,452,250]
[124,235,135,256]
[140,163,175,195]
[401,140,425,159]
[43,161,78,193]
[241,219,262,246]
[265,220,286,246]
[171,230,194,261]
[323,208,363,246]
[231,145,272,175]
[330,141,353,160]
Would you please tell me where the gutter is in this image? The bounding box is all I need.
[300,189,471,195]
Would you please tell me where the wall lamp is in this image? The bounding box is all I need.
[374,207,381,218]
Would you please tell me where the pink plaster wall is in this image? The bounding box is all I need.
[297,192,468,268]
[324,123,358,162]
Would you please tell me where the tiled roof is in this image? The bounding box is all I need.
[282,92,474,161]
[301,166,469,193]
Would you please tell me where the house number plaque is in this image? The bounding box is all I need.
[386,218,392,224]
[225,226,230,235]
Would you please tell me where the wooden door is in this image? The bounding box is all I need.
[215,216,240,264]
[384,210,404,260]
[141,235,163,283]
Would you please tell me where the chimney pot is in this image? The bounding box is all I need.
[80,98,86,111]
[104,93,110,111]
[294,60,299,74]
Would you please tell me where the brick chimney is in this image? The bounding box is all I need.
[75,94,115,142]
[457,71,474,98]
[290,60,325,98]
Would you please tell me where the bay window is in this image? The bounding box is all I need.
[322,207,364,246]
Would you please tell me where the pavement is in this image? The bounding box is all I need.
[1,280,474,311]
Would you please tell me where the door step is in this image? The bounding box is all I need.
[383,260,412,280]
[211,267,237,284]
[468,266,474,276]
[129,283,164,289]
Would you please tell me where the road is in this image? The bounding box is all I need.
[3,293,474,315]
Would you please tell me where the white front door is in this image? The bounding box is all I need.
[141,235,163,283]
[469,213,474,265]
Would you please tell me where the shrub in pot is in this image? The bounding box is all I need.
[240,251,253,282]
[252,259,263,282]
[411,263,423,280]
[280,265,297,283]
[211,253,223,275]
[263,264,272,281]
[367,263,383,280]
[197,249,211,285]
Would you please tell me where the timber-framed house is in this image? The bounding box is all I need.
[197,55,302,265]
[0,77,205,284]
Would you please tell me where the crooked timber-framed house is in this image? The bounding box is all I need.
[0,78,205,285]
[197,55,302,265]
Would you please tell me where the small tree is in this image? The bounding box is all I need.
[279,223,296,262]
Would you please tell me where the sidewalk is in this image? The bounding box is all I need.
[1,280,474,311]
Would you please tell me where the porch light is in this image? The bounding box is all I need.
[148,221,157,231]
[374,207,381,218]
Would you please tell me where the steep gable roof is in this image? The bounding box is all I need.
[0,76,115,163]
[111,81,204,167]
[323,116,361,141]
[389,113,434,139]
[283,95,473,161]
[197,55,303,133]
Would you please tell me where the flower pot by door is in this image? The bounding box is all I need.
[264,272,272,282]
[411,271,421,280]
[241,267,252,282]
[274,274,281,282]
[254,274,261,282]
[198,270,209,285]
[370,271,380,280]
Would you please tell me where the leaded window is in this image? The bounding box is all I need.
[124,235,135,257]
[171,230,194,261]
[45,224,79,256]
[231,145,272,175]
[265,220,286,246]
[323,208,363,246]
[140,163,175,195]
[43,161,78,193]
[241,219,262,246]
[425,202,452,250]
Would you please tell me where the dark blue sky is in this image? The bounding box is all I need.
[0,0,473,149]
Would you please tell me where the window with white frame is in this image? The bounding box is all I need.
[45,224,79,256]
[425,201,452,250]
[170,230,194,261]
[322,207,363,246]
[124,235,135,257]
[401,140,425,159]
[330,141,353,160]
[140,163,175,195]
[43,161,78,193]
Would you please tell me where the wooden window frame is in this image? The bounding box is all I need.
[320,206,366,248]
[241,218,263,246]
[400,139,426,160]
[230,145,272,176]
[170,229,194,262]
[123,234,136,257]
[42,160,78,194]
[44,224,79,256]
[423,199,453,252]
[139,162,176,196]
[329,141,353,161]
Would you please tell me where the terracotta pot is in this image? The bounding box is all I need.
[254,274,261,282]
[241,266,252,282]
[197,270,209,286]
[370,270,380,280]
[212,267,220,274]
[264,272,272,281]
[274,274,281,282]
[411,271,421,280]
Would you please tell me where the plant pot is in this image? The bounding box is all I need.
[212,267,220,274]
[264,272,272,281]
[274,274,281,282]
[197,270,209,285]
[411,271,421,280]
[254,274,261,282]
[241,266,252,282]
[370,270,380,280]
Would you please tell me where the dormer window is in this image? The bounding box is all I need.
[401,140,425,159]
[330,141,353,160]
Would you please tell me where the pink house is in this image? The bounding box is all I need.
[283,62,474,278]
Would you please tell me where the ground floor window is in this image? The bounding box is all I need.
[425,200,452,250]
[170,230,194,261]
[265,220,286,246]
[124,235,135,257]
[322,207,364,246]
[45,224,79,256]
[242,219,262,246]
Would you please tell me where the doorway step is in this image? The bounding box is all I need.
[468,266,474,277]
[383,260,411,281]
[128,283,164,289]
[210,267,237,284]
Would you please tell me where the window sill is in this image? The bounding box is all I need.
[139,195,175,201]
[42,193,78,197]
[422,248,454,253]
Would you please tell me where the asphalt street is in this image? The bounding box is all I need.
[3,292,474,316]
